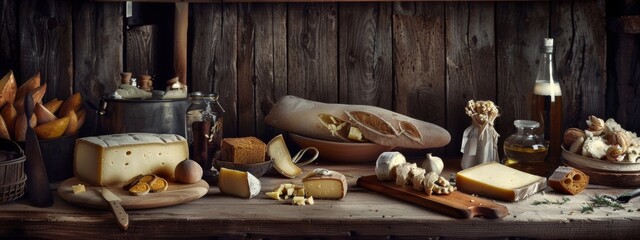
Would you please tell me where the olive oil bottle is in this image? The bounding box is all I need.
[531,38,563,169]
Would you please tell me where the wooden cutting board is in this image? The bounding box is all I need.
[357,175,508,219]
[58,177,209,210]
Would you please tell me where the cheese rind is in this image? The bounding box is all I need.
[456,162,547,202]
[218,167,261,199]
[375,151,406,181]
[74,133,188,187]
[302,169,348,199]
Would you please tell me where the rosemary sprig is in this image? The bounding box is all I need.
[580,194,625,214]
[532,197,571,206]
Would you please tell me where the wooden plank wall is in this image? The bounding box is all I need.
[0,0,613,158]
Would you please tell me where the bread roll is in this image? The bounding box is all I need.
[548,166,589,195]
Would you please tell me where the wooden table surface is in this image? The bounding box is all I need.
[1,159,639,239]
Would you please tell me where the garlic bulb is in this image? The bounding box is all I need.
[422,153,444,175]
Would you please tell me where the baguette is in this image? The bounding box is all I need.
[264,95,450,149]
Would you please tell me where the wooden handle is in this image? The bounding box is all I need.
[357,175,508,219]
[108,201,129,231]
[174,2,188,86]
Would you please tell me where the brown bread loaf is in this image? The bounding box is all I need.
[220,137,266,164]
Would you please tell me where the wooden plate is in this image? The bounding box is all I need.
[289,133,393,163]
[58,177,209,210]
[563,160,640,187]
[357,175,509,219]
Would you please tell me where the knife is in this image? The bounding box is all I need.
[100,187,129,231]
[24,93,53,207]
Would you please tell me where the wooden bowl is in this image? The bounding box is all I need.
[561,147,640,187]
[289,133,394,163]
[561,147,640,172]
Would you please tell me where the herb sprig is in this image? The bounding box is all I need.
[532,197,571,206]
[580,194,625,214]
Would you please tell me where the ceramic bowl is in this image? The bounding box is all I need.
[561,146,640,173]
[289,133,394,163]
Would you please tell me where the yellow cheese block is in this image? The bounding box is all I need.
[456,162,547,202]
[74,133,188,187]
[218,168,261,199]
[302,169,347,200]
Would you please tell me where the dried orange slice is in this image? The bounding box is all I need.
[129,182,150,196]
[149,177,168,193]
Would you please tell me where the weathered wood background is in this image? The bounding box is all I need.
[0,0,635,157]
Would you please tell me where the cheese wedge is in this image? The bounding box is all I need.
[375,151,406,181]
[302,169,348,200]
[74,133,188,187]
[267,134,301,178]
[456,162,547,202]
[218,167,261,199]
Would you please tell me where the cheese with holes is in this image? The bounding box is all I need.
[375,151,406,181]
[456,162,547,202]
[302,169,348,199]
[218,167,261,198]
[74,133,188,187]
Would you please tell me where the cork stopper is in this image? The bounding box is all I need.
[542,38,554,53]
[120,72,132,85]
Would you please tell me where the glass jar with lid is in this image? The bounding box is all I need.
[502,120,550,176]
[186,92,225,171]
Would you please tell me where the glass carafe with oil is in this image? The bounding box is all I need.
[503,120,549,176]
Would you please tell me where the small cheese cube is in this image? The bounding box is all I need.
[292,196,306,206]
[72,184,86,194]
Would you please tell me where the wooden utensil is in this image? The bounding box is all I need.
[174,2,188,85]
[58,177,209,210]
[357,175,508,219]
[100,187,129,231]
[24,93,53,207]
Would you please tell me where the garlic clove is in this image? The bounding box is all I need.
[422,153,444,175]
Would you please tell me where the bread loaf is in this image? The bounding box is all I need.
[548,166,589,195]
[221,137,266,164]
[265,95,451,149]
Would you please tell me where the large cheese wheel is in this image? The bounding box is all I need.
[74,133,188,187]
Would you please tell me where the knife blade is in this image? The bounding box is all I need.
[100,187,129,231]
[24,93,53,207]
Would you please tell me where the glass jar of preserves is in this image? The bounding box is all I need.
[186,92,224,171]
[502,120,550,176]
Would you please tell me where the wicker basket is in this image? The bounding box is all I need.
[0,138,26,204]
